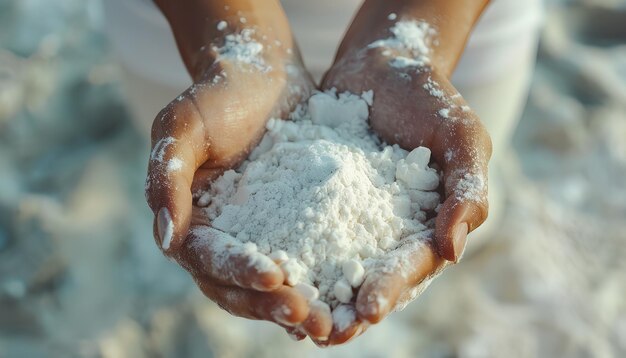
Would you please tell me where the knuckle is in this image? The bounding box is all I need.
[151,101,186,143]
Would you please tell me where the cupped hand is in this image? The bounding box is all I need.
[318,46,492,344]
[144,56,332,340]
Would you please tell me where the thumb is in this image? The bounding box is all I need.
[146,95,210,255]
[433,120,492,263]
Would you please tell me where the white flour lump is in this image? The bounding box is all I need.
[198,90,441,308]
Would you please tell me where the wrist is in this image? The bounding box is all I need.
[336,0,489,77]
[192,20,300,81]
[155,0,299,79]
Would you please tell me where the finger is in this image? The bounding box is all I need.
[356,235,447,323]
[178,225,284,291]
[356,270,403,324]
[434,199,477,263]
[325,305,368,346]
[432,118,492,262]
[146,96,212,255]
[195,279,310,327]
[298,300,333,341]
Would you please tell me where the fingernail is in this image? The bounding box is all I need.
[276,316,296,327]
[452,222,469,263]
[332,305,356,332]
[251,281,268,291]
[313,339,330,348]
[157,207,174,250]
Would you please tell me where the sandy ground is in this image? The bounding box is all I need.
[1,0,625,357]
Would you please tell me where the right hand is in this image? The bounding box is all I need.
[144,53,332,340]
[316,47,492,347]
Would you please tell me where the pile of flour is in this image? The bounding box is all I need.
[197,90,441,307]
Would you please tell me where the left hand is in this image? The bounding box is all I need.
[317,42,492,346]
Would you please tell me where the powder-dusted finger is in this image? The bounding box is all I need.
[355,270,403,324]
[432,117,492,262]
[434,199,482,262]
[180,226,284,291]
[299,300,333,341]
[146,98,212,255]
[434,151,489,262]
[253,286,310,326]
[196,280,310,326]
[356,236,446,323]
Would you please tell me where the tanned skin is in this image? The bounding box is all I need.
[147,0,491,345]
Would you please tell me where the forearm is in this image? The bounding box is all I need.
[336,0,490,77]
[154,0,295,80]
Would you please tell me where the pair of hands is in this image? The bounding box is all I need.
[144,24,491,345]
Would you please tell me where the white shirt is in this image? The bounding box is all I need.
[103,0,543,89]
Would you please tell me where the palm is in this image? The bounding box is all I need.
[163,61,313,178]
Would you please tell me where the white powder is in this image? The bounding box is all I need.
[294,283,319,302]
[333,279,354,303]
[216,21,227,31]
[211,75,224,85]
[455,173,486,202]
[213,29,267,71]
[388,13,397,21]
[268,250,289,263]
[150,137,176,163]
[342,259,365,287]
[423,77,444,98]
[332,305,356,331]
[390,56,425,69]
[198,90,441,307]
[167,157,183,172]
[369,20,436,68]
[361,90,374,106]
[445,149,455,162]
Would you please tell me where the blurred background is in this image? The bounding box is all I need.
[0,0,625,357]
